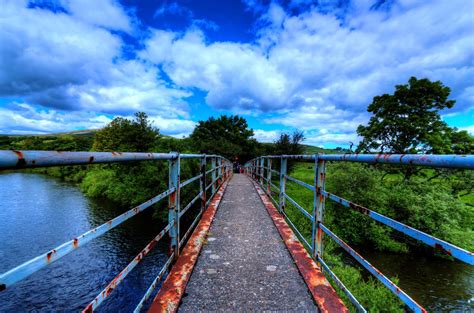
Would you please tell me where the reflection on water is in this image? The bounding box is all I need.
[0,173,170,312]
[357,247,474,311]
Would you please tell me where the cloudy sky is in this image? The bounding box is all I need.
[0,0,473,148]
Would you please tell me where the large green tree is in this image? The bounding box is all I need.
[190,115,260,161]
[357,77,457,154]
[93,112,159,152]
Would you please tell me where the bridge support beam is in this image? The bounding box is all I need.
[279,157,287,213]
[168,153,181,259]
[312,155,326,262]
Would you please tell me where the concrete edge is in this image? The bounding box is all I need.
[250,178,349,313]
[147,179,230,313]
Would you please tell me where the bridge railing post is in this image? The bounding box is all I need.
[200,155,206,212]
[279,156,287,213]
[211,157,217,195]
[267,158,272,194]
[220,158,224,184]
[259,157,264,186]
[168,152,180,259]
[312,154,326,263]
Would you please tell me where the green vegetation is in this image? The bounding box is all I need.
[190,115,261,162]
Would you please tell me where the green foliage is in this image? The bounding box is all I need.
[0,134,93,151]
[287,162,473,252]
[93,112,158,152]
[190,115,261,162]
[272,130,305,155]
[81,163,168,206]
[357,77,456,154]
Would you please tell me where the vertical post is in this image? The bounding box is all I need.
[259,157,264,185]
[200,155,206,212]
[312,155,326,263]
[211,157,217,195]
[279,157,287,213]
[220,158,224,184]
[168,152,180,258]
[266,158,272,194]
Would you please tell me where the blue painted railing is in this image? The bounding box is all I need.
[244,154,473,313]
[0,150,232,312]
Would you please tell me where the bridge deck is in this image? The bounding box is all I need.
[178,174,316,311]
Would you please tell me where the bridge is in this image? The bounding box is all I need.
[0,150,473,312]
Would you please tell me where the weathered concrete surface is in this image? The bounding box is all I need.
[179,174,316,311]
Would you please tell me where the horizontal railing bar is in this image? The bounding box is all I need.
[179,192,203,219]
[0,150,234,170]
[284,193,313,221]
[205,165,225,175]
[133,252,175,313]
[205,175,222,192]
[248,154,474,169]
[281,211,312,251]
[84,223,171,312]
[259,155,315,160]
[318,256,366,313]
[0,187,174,290]
[270,182,279,191]
[205,176,227,207]
[270,169,280,175]
[323,191,474,265]
[320,154,474,169]
[320,223,426,312]
[0,150,182,170]
[180,174,202,189]
[286,175,315,191]
[179,210,203,249]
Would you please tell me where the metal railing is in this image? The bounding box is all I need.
[244,154,474,313]
[0,150,233,312]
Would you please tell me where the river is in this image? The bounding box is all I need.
[0,173,472,312]
[0,173,170,312]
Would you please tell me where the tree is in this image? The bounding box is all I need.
[357,77,455,154]
[190,115,260,162]
[273,130,305,155]
[93,112,159,152]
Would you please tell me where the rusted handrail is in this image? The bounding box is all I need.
[0,150,233,312]
[244,153,473,313]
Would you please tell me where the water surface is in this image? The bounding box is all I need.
[0,173,169,312]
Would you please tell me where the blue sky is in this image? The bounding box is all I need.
[0,0,473,148]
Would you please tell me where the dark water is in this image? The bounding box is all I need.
[359,248,474,312]
[0,173,170,312]
[0,173,473,312]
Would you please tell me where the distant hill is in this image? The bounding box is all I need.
[0,130,349,154]
[0,129,97,138]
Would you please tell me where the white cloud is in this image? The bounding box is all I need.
[148,115,196,137]
[1,0,473,146]
[0,103,112,134]
[139,0,473,145]
[0,0,193,136]
[61,0,132,33]
[253,129,280,142]
[140,29,289,112]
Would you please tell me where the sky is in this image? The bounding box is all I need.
[0,0,473,148]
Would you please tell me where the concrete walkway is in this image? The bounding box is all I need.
[179,174,316,311]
